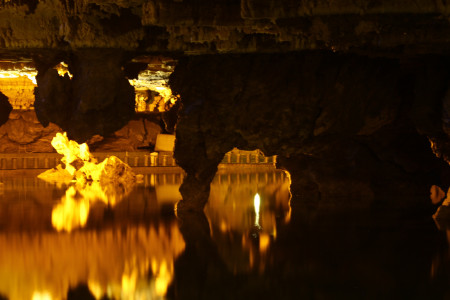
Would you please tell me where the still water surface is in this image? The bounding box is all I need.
[0,168,449,299]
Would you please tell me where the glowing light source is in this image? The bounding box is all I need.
[0,71,37,84]
[254,193,260,228]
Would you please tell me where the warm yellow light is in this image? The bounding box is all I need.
[55,62,73,79]
[121,269,138,296]
[259,233,270,254]
[42,132,137,232]
[153,260,172,297]
[31,291,52,300]
[41,132,136,186]
[87,281,103,300]
[254,193,260,228]
[0,71,37,84]
[0,223,185,300]
[51,186,90,232]
[50,132,94,176]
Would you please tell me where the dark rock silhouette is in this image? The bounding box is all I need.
[34,50,135,142]
[0,92,12,126]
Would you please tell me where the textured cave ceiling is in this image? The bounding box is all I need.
[0,0,449,56]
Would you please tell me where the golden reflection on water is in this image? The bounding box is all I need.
[51,181,134,232]
[0,167,291,299]
[205,168,291,274]
[0,224,184,300]
[0,174,186,300]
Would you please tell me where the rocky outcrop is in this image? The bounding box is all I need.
[0,92,11,126]
[170,52,450,211]
[0,110,161,153]
[87,116,161,151]
[34,49,136,142]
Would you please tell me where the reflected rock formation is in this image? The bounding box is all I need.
[0,171,185,299]
[51,180,135,233]
[205,169,291,274]
[34,50,135,142]
[0,223,185,300]
[170,168,291,298]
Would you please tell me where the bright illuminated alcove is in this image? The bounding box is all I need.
[0,57,177,112]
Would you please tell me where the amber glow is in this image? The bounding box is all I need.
[49,132,95,177]
[205,168,291,273]
[51,186,90,232]
[0,70,37,84]
[254,193,261,228]
[0,224,185,300]
[39,132,136,185]
[129,68,179,113]
[0,61,175,112]
[31,291,52,300]
[55,62,72,78]
[38,132,137,232]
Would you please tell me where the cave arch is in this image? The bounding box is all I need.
[170,52,450,212]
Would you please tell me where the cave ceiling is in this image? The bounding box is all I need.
[0,0,449,56]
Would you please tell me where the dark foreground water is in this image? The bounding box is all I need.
[0,167,448,300]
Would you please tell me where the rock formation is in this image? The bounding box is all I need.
[0,110,161,153]
[0,92,11,126]
[34,50,135,142]
[170,52,450,211]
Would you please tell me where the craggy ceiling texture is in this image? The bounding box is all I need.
[2,0,450,211]
[1,0,450,53]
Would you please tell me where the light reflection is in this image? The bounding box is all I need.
[51,185,90,232]
[205,168,291,274]
[31,291,52,300]
[254,193,261,228]
[0,170,186,299]
[0,224,185,300]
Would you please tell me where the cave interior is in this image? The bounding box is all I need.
[1,0,450,299]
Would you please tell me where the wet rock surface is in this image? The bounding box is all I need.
[170,52,450,211]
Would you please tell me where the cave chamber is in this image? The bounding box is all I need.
[1,0,450,299]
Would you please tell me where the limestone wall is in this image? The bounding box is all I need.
[0,110,161,153]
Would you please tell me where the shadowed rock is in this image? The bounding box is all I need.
[170,52,450,212]
[0,92,12,126]
[34,50,135,143]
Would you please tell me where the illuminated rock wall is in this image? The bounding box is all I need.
[0,111,161,153]
[0,76,34,109]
